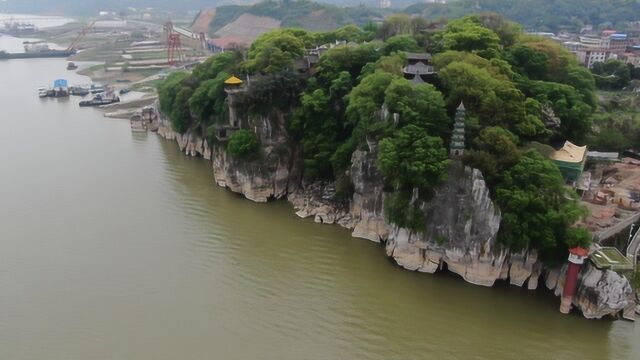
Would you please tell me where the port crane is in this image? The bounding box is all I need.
[66,21,95,52]
[163,21,185,66]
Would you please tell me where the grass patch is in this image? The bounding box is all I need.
[132,78,163,92]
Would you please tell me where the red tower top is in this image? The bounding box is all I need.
[568,246,589,264]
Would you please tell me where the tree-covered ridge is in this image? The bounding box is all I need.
[405,0,640,32]
[211,0,383,33]
[158,13,595,265]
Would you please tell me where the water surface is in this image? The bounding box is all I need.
[0,36,637,360]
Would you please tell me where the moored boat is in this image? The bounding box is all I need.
[79,94,120,107]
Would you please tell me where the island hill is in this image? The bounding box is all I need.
[150,14,638,320]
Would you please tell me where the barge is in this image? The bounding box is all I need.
[79,94,120,107]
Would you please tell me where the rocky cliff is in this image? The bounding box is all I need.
[545,263,635,319]
[153,103,636,320]
[212,111,298,202]
[156,113,212,160]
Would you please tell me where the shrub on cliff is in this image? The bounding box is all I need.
[227,130,260,159]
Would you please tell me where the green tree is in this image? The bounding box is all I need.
[170,86,194,134]
[345,71,395,141]
[378,124,449,231]
[592,59,631,90]
[384,78,451,138]
[463,126,521,187]
[495,150,589,264]
[519,79,592,142]
[188,72,230,126]
[443,17,501,56]
[506,45,549,80]
[381,34,421,55]
[158,72,188,116]
[227,129,260,159]
[378,124,449,194]
[438,61,546,139]
[244,30,306,73]
[192,51,240,83]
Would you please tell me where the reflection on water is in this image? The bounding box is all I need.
[0,51,637,360]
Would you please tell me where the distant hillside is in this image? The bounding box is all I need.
[0,0,389,18]
[209,1,383,33]
[404,0,640,32]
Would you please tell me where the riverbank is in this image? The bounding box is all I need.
[147,105,637,321]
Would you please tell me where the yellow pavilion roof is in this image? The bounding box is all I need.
[224,75,243,85]
[552,141,587,163]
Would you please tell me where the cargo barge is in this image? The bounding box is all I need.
[79,94,120,107]
[0,49,76,59]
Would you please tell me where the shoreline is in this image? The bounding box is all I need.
[146,106,638,321]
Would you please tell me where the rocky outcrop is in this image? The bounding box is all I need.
[384,163,510,286]
[349,147,390,242]
[288,182,355,227]
[213,147,292,202]
[156,114,211,159]
[212,112,298,202]
[545,263,635,319]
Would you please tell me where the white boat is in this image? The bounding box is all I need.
[37,87,49,98]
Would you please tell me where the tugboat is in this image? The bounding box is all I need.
[67,62,78,70]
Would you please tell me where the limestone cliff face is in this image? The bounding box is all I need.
[384,163,512,286]
[545,263,635,319]
[212,111,298,202]
[156,113,212,160]
[349,148,390,242]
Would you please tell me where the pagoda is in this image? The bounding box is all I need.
[215,75,246,141]
[224,75,245,128]
[450,101,466,157]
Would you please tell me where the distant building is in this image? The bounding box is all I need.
[402,53,437,84]
[619,52,640,67]
[574,48,618,68]
[579,35,604,48]
[380,0,391,8]
[604,33,629,52]
[552,141,587,184]
[528,32,556,38]
[563,41,582,52]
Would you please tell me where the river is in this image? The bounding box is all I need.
[0,35,637,359]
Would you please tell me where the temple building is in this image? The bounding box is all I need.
[402,53,437,84]
[449,102,466,157]
[551,141,587,184]
[216,75,246,141]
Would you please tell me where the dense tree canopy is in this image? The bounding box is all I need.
[495,150,590,264]
[157,12,594,264]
